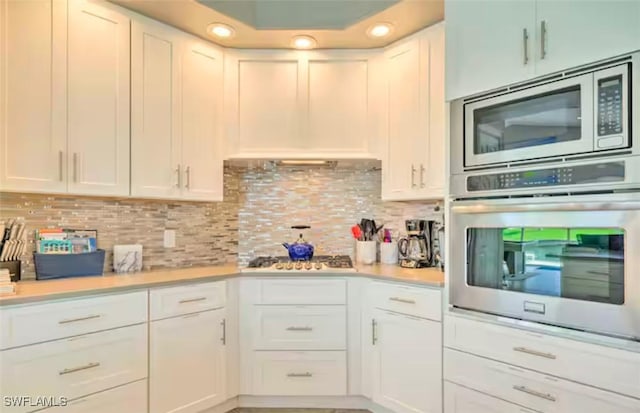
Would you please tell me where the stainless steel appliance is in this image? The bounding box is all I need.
[451,53,640,198]
[450,192,640,340]
[398,219,440,268]
[241,255,356,274]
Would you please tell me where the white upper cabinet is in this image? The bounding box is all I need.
[445,0,536,101]
[180,41,224,201]
[535,0,640,75]
[0,0,67,193]
[131,19,182,199]
[224,50,379,158]
[446,0,640,100]
[131,19,224,201]
[67,0,130,196]
[382,23,446,201]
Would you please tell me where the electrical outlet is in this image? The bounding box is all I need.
[163,230,176,248]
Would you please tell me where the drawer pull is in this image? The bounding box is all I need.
[59,362,100,376]
[513,385,556,402]
[287,372,313,378]
[179,297,207,304]
[58,314,101,325]
[372,319,378,345]
[513,346,557,360]
[221,319,226,345]
[389,297,416,304]
[286,326,313,331]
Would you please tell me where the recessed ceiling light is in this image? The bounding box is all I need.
[291,35,317,50]
[207,23,235,39]
[367,23,394,38]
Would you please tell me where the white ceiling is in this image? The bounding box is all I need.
[111,0,444,49]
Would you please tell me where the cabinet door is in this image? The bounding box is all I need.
[535,0,640,76]
[444,382,534,413]
[445,0,536,100]
[150,308,226,413]
[382,40,420,200]
[0,0,67,193]
[227,53,303,155]
[131,19,182,199]
[181,40,224,201]
[372,309,442,413]
[67,0,130,196]
[306,58,370,154]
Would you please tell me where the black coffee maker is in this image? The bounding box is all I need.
[398,219,435,268]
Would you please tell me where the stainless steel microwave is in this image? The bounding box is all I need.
[451,53,640,198]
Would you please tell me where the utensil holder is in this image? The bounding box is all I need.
[380,241,399,264]
[356,241,377,265]
[34,250,106,280]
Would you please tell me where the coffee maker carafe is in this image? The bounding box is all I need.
[398,220,432,268]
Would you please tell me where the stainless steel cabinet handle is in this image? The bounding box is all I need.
[540,20,547,59]
[523,28,530,65]
[420,164,425,188]
[287,372,312,378]
[73,153,78,182]
[372,319,378,345]
[411,164,417,188]
[58,150,64,181]
[179,297,207,304]
[389,297,416,304]
[175,164,182,188]
[513,346,557,360]
[286,326,313,331]
[185,166,191,189]
[59,362,100,376]
[513,385,556,402]
[58,314,101,325]
[221,319,226,345]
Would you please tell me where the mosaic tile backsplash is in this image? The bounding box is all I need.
[0,163,441,280]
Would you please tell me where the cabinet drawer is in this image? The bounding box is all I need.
[251,351,347,396]
[250,306,346,350]
[0,291,147,349]
[444,316,640,398]
[1,324,147,413]
[39,380,147,413]
[246,278,346,305]
[444,348,640,413]
[445,381,539,413]
[370,281,441,321]
[150,281,226,320]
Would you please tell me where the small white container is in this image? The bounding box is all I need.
[380,241,399,265]
[356,241,377,265]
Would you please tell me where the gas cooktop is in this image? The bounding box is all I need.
[242,255,356,273]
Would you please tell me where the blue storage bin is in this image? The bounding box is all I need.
[33,250,106,280]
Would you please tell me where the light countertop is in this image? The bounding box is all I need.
[0,263,444,306]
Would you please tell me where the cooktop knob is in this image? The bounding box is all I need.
[286,262,294,270]
[314,262,323,270]
[304,262,312,270]
[295,262,303,270]
[274,262,284,270]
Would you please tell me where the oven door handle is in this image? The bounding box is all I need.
[452,201,640,214]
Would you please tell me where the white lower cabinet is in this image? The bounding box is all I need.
[251,351,347,396]
[371,309,442,413]
[150,307,227,413]
[0,324,147,413]
[445,348,640,413]
[445,382,538,413]
[39,380,148,413]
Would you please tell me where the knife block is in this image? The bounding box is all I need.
[0,260,21,282]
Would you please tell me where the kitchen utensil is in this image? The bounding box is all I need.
[282,225,314,261]
[351,225,363,241]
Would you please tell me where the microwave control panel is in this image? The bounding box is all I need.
[597,75,623,136]
[467,162,625,191]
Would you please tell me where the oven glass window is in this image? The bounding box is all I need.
[474,86,582,155]
[467,227,624,304]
